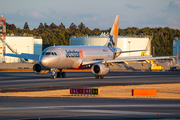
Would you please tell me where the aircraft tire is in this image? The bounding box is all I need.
[57,72,61,78]
[51,75,56,79]
[95,75,99,79]
[62,72,66,78]
[100,75,104,79]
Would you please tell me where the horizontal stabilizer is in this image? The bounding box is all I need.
[121,49,146,53]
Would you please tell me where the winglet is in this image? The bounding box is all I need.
[105,15,120,48]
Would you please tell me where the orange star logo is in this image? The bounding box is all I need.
[112,21,119,45]
[79,49,83,58]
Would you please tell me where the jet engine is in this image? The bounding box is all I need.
[33,62,50,74]
[91,64,110,75]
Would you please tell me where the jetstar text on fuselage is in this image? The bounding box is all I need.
[65,49,83,58]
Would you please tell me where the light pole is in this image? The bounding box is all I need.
[128,41,131,56]
[153,47,155,57]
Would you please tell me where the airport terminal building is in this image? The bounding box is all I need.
[70,35,152,57]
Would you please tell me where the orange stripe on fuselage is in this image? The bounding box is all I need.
[65,60,74,62]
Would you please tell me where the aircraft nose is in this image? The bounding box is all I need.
[41,57,49,66]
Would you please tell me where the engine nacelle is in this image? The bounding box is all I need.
[33,62,50,74]
[91,64,110,75]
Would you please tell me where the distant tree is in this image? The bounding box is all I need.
[59,22,65,29]
[6,23,10,29]
[69,23,77,33]
[85,27,91,34]
[44,23,49,29]
[119,28,126,36]
[38,23,44,29]
[78,22,85,29]
[92,28,101,35]
[11,24,16,30]
[7,24,17,30]
[50,23,58,29]
[24,22,29,29]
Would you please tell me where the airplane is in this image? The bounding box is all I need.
[4,15,172,79]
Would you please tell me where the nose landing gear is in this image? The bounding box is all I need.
[51,68,56,79]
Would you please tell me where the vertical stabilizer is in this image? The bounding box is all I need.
[105,15,120,48]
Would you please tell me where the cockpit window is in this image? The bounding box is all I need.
[42,52,45,55]
[46,52,51,55]
[41,52,57,56]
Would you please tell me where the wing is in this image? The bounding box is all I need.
[82,55,173,65]
[103,56,172,64]
[3,53,40,61]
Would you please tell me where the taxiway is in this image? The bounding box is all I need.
[0,71,180,91]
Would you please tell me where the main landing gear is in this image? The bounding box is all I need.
[57,69,66,78]
[51,69,66,79]
[95,75,104,79]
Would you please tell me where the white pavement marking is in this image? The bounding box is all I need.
[67,109,173,115]
[0,104,180,110]
[0,104,177,116]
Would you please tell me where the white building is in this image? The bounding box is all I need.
[70,36,151,57]
[173,39,180,60]
[0,36,42,63]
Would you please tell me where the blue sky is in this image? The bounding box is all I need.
[1,0,180,30]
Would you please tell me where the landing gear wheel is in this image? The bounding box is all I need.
[100,75,104,79]
[51,75,56,79]
[95,75,99,79]
[57,72,61,78]
[62,72,66,78]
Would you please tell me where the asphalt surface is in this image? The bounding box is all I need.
[0,98,180,120]
[0,71,180,119]
[0,71,180,92]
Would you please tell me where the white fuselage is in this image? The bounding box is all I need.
[40,46,117,69]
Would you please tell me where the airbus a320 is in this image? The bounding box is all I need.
[4,15,171,79]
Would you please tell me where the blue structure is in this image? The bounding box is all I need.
[173,40,180,60]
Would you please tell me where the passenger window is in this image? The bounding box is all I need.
[54,52,57,55]
[52,52,54,55]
